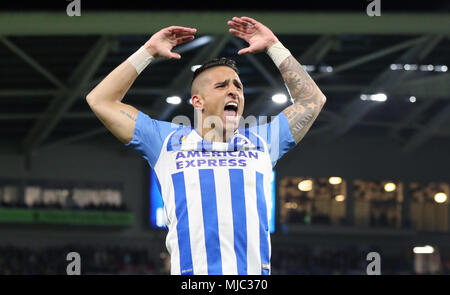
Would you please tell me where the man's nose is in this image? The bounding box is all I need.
[227,90,239,100]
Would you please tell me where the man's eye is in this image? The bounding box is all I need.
[216,84,225,88]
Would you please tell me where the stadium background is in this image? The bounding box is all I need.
[0,1,450,274]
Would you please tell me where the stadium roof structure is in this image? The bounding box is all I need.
[1,11,450,154]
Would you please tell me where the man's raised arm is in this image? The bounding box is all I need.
[86,26,196,144]
[276,54,326,144]
[228,16,326,144]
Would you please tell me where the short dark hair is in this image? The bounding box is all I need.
[192,57,239,83]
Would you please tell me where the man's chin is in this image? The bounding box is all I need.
[223,115,240,132]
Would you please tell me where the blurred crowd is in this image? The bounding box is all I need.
[271,245,414,274]
[0,243,437,275]
[0,245,162,275]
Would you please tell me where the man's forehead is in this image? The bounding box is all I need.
[200,66,241,83]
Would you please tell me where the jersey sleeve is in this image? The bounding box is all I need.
[250,112,296,167]
[125,110,177,167]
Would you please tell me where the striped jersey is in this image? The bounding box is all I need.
[127,111,296,275]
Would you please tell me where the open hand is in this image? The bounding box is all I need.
[227,16,279,55]
[144,26,197,59]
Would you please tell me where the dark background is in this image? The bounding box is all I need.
[0,0,449,275]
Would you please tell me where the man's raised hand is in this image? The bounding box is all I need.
[144,26,197,59]
[227,16,279,55]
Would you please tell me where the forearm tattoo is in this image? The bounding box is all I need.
[120,109,136,122]
[279,56,325,143]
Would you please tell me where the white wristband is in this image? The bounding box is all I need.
[127,46,154,75]
[266,41,291,68]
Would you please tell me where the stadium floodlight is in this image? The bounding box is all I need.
[166,96,182,105]
[298,179,313,192]
[301,65,316,72]
[384,182,396,192]
[335,195,345,202]
[370,93,387,102]
[272,93,288,104]
[409,96,416,103]
[419,64,434,72]
[413,245,434,254]
[329,177,342,185]
[434,192,447,204]
[435,65,448,72]
[360,93,387,102]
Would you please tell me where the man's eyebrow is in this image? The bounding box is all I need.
[214,79,230,85]
[213,79,243,89]
[233,79,243,88]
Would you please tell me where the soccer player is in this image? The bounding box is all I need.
[86,16,326,275]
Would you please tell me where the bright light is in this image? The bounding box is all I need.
[371,93,387,102]
[419,64,434,72]
[166,96,181,104]
[434,192,447,204]
[409,96,416,103]
[298,180,313,192]
[329,177,342,185]
[409,64,418,71]
[302,65,316,72]
[319,65,333,73]
[272,93,288,104]
[360,93,387,102]
[285,202,298,209]
[435,65,448,72]
[391,64,447,72]
[384,182,396,192]
[335,195,345,202]
[413,245,434,254]
[191,65,202,72]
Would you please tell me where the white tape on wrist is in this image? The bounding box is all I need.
[266,41,291,68]
[127,46,154,75]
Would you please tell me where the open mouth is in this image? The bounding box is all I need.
[224,101,238,117]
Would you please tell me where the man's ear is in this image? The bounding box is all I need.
[192,95,203,110]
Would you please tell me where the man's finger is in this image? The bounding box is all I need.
[227,20,243,30]
[167,27,197,34]
[169,51,181,59]
[228,20,250,32]
[176,35,195,45]
[231,17,249,26]
[240,16,258,25]
[229,28,247,40]
[167,26,196,31]
[237,47,251,55]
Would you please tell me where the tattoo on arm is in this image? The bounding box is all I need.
[279,56,326,143]
[120,109,136,122]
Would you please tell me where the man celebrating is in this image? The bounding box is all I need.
[86,16,326,275]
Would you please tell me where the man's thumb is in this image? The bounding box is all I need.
[171,52,181,59]
[238,48,250,55]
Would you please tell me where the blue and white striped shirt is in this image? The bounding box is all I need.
[127,111,296,275]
